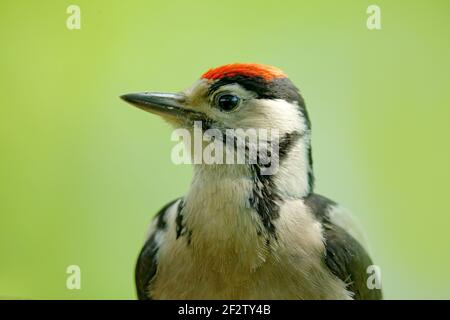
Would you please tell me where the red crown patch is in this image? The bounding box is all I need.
[201,63,287,81]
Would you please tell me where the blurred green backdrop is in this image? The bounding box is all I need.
[1,0,449,299]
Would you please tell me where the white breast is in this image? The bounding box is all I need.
[148,168,352,299]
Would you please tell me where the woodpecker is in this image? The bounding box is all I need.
[120,63,382,300]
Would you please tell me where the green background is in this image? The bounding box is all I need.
[1,0,449,299]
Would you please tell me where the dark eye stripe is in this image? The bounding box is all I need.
[208,76,302,104]
[207,75,310,129]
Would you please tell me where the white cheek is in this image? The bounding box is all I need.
[228,99,306,135]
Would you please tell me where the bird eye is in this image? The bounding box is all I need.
[215,93,240,112]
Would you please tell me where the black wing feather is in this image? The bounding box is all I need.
[305,193,382,300]
[135,198,180,300]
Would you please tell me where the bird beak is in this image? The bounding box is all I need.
[120,92,195,120]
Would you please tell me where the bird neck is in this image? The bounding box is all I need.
[181,134,314,236]
[274,132,314,199]
[175,136,313,272]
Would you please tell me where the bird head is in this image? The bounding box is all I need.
[121,63,310,137]
[121,63,314,193]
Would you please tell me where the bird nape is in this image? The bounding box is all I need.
[120,63,382,300]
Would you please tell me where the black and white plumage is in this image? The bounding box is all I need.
[122,63,382,300]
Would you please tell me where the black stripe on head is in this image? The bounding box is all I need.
[209,76,302,104]
[208,75,310,130]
